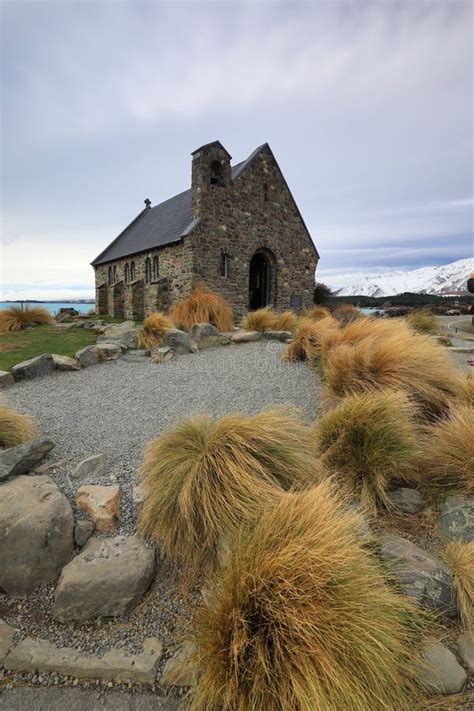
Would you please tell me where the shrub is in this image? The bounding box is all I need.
[273,310,298,333]
[138,408,320,579]
[283,316,338,363]
[333,303,360,324]
[313,390,417,511]
[419,404,474,495]
[0,403,39,448]
[442,541,473,631]
[241,306,275,332]
[169,283,234,332]
[313,282,332,304]
[406,309,438,335]
[0,306,53,332]
[138,312,174,349]
[191,482,421,711]
[323,330,463,419]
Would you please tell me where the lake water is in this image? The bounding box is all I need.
[0,302,95,315]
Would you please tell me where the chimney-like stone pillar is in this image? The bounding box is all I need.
[191,140,232,220]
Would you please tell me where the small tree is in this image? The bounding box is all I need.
[314,282,332,304]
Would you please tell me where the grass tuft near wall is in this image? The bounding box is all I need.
[170,283,234,332]
[138,312,174,349]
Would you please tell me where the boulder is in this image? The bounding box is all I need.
[0,620,16,666]
[0,475,74,597]
[75,346,99,367]
[150,346,175,364]
[53,536,156,622]
[75,484,120,532]
[75,343,122,367]
[74,519,95,547]
[262,330,292,342]
[387,487,425,514]
[190,323,224,349]
[0,370,14,388]
[457,632,474,673]
[0,439,55,482]
[231,330,262,343]
[5,636,163,685]
[122,349,149,363]
[160,642,197,687]
[52,354,81,371]
[96,321,139,350]
[380,534,457,615]
[161,328,198,354]
[132,484,146,515]
[438,497,474,542]
[418,638,467,694]
[33,458,67,474]
[11,354,54,381]
[56,308,79,322]
[70,453,107,482]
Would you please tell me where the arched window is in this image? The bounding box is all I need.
[263,182,269,202]
[145,257,152,284]
[152,256,159,280]
[210,160,223,186]
[130,261,136,281]
[220,251,230,278]
[108,266,112,285]
[113,265,117,283]
[124,263,130,283]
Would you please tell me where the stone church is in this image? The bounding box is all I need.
[91,141,319,320]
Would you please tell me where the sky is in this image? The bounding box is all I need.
[1,0,473,300]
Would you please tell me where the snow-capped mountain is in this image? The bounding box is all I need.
[330,258,474,297]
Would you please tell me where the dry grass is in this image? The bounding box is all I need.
[138,408,321,579]
[0,306,53,332]
[241,307,275,332]
[442,541,474,631]
[169,283,234,332]
[138,312,174,349]
[301,305,331,321]
[283,316,339,363]
[419,404,474,496]
[273,310,298,333]
[191,481,422,711]
[458,375,474,407]
[323,330,463,419]
[406,310,439,335]
[313,390,418,512]
[0,403,39,448]
[333,303,361,324]
[317,316,409,365]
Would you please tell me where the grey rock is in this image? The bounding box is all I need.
[0,620,16,666]
[438,496,474,542]
[70,453,107,482]
[262,330,292,342]
[52,354,81,371]
[33,458,67,474]
[160,642,197,687]
[190,323,224,349]
[75,346,100,367]
[0,475,74,597]
[0,439,55,482]
[457,631,474,673]
[74,520,95,547]
[150,346,175,363]
[75,344,122,367]
[122,349,149,363]
[231,330,262,343]
[95,343,123,360]
[56,308,78,322]
[5,636,163,685]
[0,370,14,388]
[380,534,457,615]
[12,354,54,381]
[132,484,146,515]
[418,638,467,694]
[161,328,198,354]
[387,487,425,514]
[96,321,139,350]
[53,535,156,622]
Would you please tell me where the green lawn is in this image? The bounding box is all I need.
[0,325,97,372]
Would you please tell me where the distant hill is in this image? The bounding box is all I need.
[331,258,474,297]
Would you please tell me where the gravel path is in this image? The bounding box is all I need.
[1,341,320,691]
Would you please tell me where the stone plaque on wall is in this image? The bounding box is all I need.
[290,294,302,309]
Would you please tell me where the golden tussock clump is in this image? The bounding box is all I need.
[313,390,418,511]
[301,305,331,321]
[138,312,174,349]
[241,306,275,332]
[0,306,53,332]
[283,316,339,363]
[273,309,298,333]
[169,282,234,332]
[405,309,439,335]
[138,407,320,579]
[332,303,361,324]
[323,330,463,419]
[0,403,39,449]
[419,404,474,496]
[191,481,422,711]
[458,375,474,407]
[317,317,410,366]
[442,541,474,631]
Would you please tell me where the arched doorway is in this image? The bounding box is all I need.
[249,251,271,310]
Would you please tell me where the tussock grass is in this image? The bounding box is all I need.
[442,541,474,631]
[317,316,409,365]
[459,375,474,407]
[406,309,439,335]
[301,305,331,321]
[283,316,338,363]
[191,482,422,711]
[138,312,174,349]
[0,403,39,448]
[0,306,53,332]
[273,310,298,333]
[169,283,234,332]
[241,306,275,332]
[138,408,320,579]
[419,404,474,496]
[314,390,418,511]
[333,303,361,324]
[323,330,463,419]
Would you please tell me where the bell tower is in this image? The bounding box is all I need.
[191,140,232,219]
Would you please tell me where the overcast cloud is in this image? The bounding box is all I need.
[1,0,472,299]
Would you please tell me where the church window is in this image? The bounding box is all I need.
[220,251,230,278]
[210,160,223,186]
[263,182,269,202]
[130,261,136,281]
[108,266,112,285]
[124,263,130,283]
[152,256,159,280]
[145,257,152,284]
